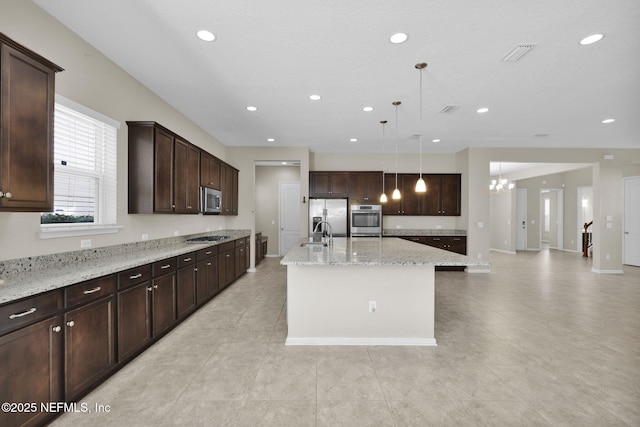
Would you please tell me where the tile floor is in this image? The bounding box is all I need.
[52,249,640,426]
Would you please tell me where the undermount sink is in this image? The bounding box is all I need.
[301,241,328,247]
[186,235,230,243]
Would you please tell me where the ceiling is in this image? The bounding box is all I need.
[35,0,640,154]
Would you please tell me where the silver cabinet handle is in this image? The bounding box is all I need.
[183,257,192,262]
[187,206,192,209]
[53,326,62,333]
[161,264,171,269]
[9,307,36,319]
[206,262,212,266]
[83,286,102,294]
[130,273,143,279]
[226,254,230,258]
[205,251,212,255]
[154,284,158,289]
[0,191,12,199]
[67,321,75,327]
[147,286,153,292]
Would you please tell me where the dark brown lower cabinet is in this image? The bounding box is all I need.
[218,242,236,290]
[176,265,197,319]
[117,281,152,362]
[0,316,63,427]
[196,256,219,304]
[64,296,116,400]
[151,272,176,337]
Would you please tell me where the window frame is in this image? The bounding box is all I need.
[39,95,121,239]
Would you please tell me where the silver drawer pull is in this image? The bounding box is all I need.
[67,320,75,327]
[183,257,192,262]
[9,307,37,319]
[83,286,102,294]
[206,262,212,266]
[205,251,212,255]
[130,273,143,279]
[161,264,171,269]
[52,326,61,333]
[432,238,441,241]
[147,286,153,292]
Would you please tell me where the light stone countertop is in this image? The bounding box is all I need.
[383,229,467,236]
[281,237,488,267]
[0,230,251,305]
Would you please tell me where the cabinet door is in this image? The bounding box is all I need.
[117,282,152,361]
[196,256,219,304]
[176,266,197,319]
[440,174,461,216]
[347,173,366,204]
[0,316,63,427]
[364,172,383,203]
[422,175,443,215]
[153,128,174,213]
[200,152,220,189]
[400,174,422,215]
[310,172,348,197]
[64,297,116,400]
[0,43,57,211]
[152,273,176,336]
[235,246,246,279]
[220,163,234,214]
[174,138,199,214]
[382,174,401,215]
[219,249,235,289]
[231,167,239,215]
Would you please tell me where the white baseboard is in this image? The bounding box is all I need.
[490,248,516,255]
[247,268,257,273]
[285,337,437,346]
[591,268,624,274]
[526,247,541,251]
[465,268,491,273]
[265,254,280,258]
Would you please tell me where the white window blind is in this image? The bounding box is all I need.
[41,97,118,227]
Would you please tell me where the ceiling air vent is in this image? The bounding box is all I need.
[501,44,537,62]
[439,105,460,114]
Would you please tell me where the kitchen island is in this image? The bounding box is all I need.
[281,237,487,346]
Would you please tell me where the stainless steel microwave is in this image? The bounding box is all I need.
[201,187,222,214]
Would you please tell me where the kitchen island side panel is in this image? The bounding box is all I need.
[286,264,435,345]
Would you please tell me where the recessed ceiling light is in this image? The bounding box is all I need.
[349,138,358,142]
[362,106,374,112]
[196,30,216,42]
[309,94,322,101]
[246,106,258,112]
[390,33,408,44]
[580,33,604,45]
[267,138,275,142]
[477,107,489,113]
[432,139,441,143]
[281,162,288,165]
[602,118,615,124]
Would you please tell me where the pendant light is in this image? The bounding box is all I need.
[392,101,402,200]
[415,62,427,193]
[379,120,388,203]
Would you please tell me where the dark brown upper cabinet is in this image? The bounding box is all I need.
[348,172,383,204]
[200,151,220,189]
[310,172,348,197]
[382,173,461,216]
[0,33,63,212]
[127,122,200,214]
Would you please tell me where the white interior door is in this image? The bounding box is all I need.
[516,189,527,250]
[279,181,301,256]
[624,177,640,266]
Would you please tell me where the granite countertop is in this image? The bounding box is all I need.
[0,230,251,305]
[281,237,488,267]
[383,229,467,236]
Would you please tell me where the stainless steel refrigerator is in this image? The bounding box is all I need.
[309,198,348,237]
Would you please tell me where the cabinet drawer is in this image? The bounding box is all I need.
[153,257,177,276]
[235,238,246,248]
[196,246,218,260]
[118,264,152,290]
[177,252,196,268]
[0,291,62,335]
[65,275,116,308]
[218,241,235,253]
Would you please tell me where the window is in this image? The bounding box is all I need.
[40,96,119,238]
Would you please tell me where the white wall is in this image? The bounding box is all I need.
[0,0,229,261]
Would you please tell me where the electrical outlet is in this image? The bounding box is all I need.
[369,301,376,313]
[80,239,92,249]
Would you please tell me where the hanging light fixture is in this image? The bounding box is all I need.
[414,62,427,193]
[392,101,402,200]
[489,162,515,193]
[379,120,388,203]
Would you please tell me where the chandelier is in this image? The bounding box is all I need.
[490,163,515,193]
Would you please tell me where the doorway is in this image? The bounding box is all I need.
[515,189,527,250]
[624,176,640,266]
[577,186,593,253]
[279,181,301,256]
[540,189,564,250]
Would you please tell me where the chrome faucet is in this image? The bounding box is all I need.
[313,220,333,245]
